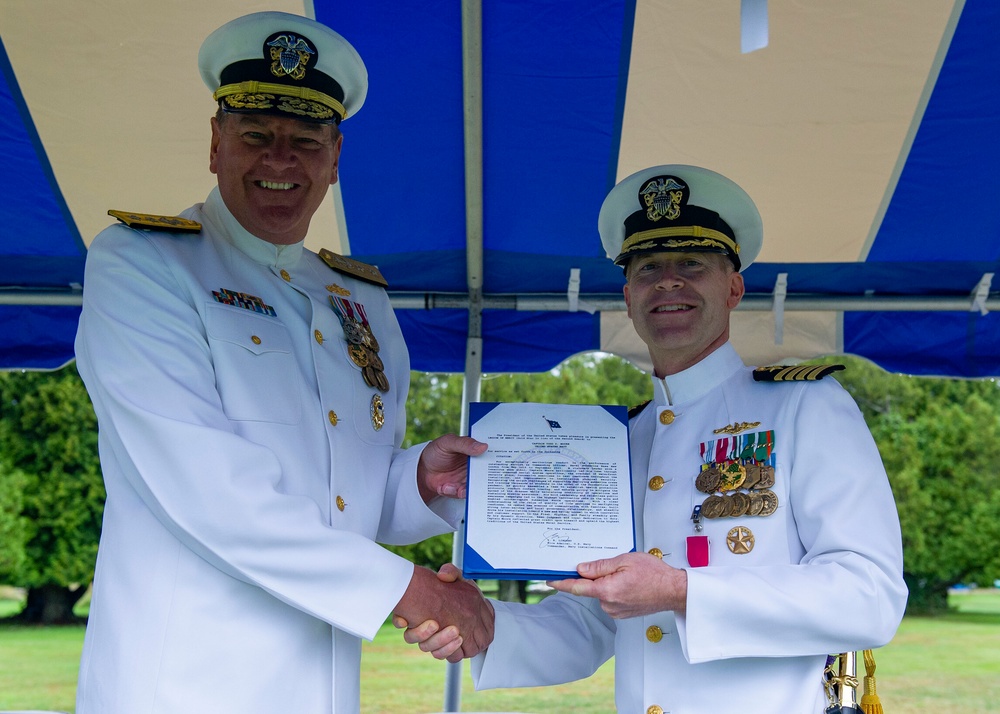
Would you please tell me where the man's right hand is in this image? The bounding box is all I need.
[393,563,494,663]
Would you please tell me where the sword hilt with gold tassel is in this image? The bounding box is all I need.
[824,651,862,713]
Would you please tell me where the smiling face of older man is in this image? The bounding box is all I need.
[209,111,343,245]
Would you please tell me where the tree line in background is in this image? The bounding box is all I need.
[1,354,998,622]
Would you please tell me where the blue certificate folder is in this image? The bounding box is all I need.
[462,401,635,581]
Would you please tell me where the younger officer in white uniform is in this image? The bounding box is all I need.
[74,12,491,714]
[407,165,907,713]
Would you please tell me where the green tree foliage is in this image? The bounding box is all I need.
[0,365,105,623]
[826,356,1000,614]
[0,468,27,578]
[5,351,993,620]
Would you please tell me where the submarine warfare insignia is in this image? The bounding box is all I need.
[330,295,389,393]
[696,430,778,519]
[713,421,761,435]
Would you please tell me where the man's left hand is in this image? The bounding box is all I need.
[417,434,487,503]
[547,552,688,618]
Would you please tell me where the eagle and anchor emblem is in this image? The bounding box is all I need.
[640,176,686,222]
[266,32,316,80]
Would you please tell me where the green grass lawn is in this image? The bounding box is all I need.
[1,589,997,713]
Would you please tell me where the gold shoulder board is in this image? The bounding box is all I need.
[109,210,201,233]
[753,364,845,382]
[628,400,652,418]
[318,248,388,288]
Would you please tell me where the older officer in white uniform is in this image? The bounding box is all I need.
[406,165,908,713]
[74,12,492,714]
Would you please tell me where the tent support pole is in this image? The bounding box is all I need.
[444,0,484,711]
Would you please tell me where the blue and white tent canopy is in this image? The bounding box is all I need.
[2,0,998,376]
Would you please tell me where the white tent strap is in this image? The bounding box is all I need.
[566,267,598,314]
[772,272,788,345]
[970,272,994,316]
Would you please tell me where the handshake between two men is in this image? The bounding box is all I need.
[393,432,690,663]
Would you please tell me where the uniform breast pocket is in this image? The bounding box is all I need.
[205,304,304,425]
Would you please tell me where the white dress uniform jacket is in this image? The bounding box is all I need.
[74,188,460,714]
[473,343,908,713]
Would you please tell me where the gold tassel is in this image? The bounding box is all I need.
[860,649,884,714]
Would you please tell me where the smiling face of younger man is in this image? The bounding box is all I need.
[623,251,745,378]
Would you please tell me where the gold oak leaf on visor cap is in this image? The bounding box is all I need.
[199,11,367,124]
[599,164,763,272]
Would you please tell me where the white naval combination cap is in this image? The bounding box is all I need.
[199,11,368,124]
[599,164,763,272]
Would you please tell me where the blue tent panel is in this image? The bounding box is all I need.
[845,311,1000,378]
[0,305,81,370]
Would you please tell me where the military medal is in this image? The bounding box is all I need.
[747,490,765,516]
[742,462,762,490]
[370,394,385,431]
[695,465,722,494]
[348,343,369,367]
[729,491,750,517]
[726,526,755,554]
[342,319,365,344]
[361,325,380,353]
[757,488,779,516]
[697,429,778,519]
[330,296,390,393]
[717,461,746,491]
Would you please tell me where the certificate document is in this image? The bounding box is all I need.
[463,401,635,580]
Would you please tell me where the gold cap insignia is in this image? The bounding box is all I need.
[641,176,685,222]
[266,32,315,80]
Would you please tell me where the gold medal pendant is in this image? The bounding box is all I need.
[695,465,722,494]
[348,343,370,368]
[757,488,779,516]
[726,526,755,554]
[330,295,391,393]
[742,462,762,489]
[370,394,385,431]
[701,494,725,519]
[717,461,747,491]
[756,464,776,489]
[697,432,777,525]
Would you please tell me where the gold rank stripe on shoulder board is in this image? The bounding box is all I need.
[319,249,388,288]
[108,210,202,233]
[628,400,651,419]
[752,364,846,382]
